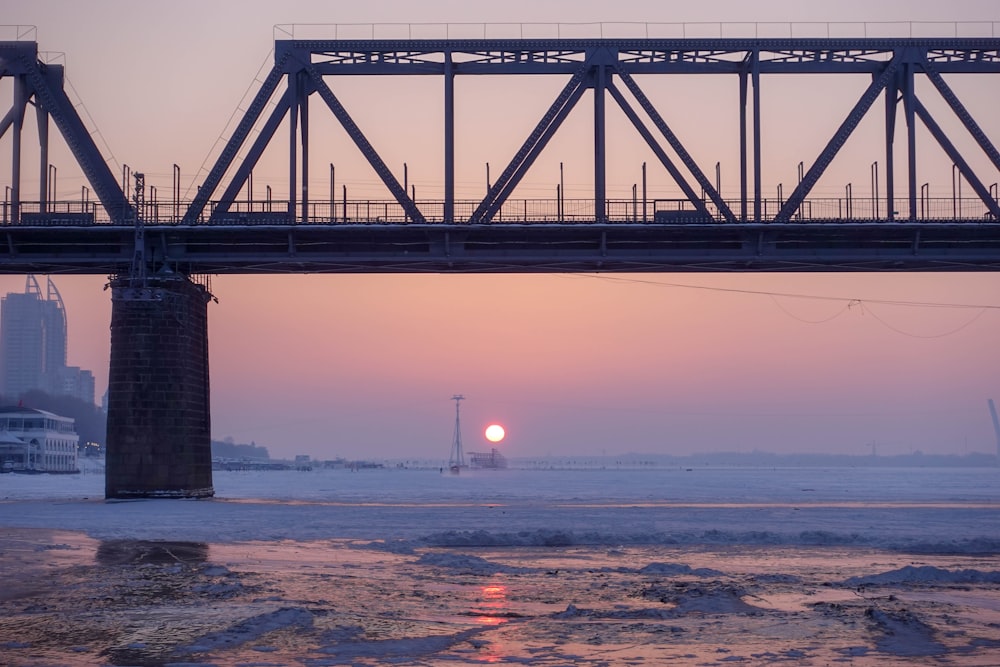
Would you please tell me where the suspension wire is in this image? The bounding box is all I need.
[557,272,998,338]
[767,295,854,324]
[568,272,1000,310]
[862,304,990,339]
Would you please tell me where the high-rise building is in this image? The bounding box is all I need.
[0,275,95,404]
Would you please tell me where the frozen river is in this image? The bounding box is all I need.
[1,466,999,665]
[2,465,998,550]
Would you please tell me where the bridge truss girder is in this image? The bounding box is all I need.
[0,41,130,223]
[188,37,1000,225]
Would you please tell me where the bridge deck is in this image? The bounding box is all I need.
[3,221,999,275]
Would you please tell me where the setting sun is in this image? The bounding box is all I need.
[484,424,506,443]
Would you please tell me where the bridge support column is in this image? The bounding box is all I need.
[105,275,214,499]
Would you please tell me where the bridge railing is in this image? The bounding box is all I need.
[274,21,1000,40]
[2,197,997,225]
[3,200,99,225]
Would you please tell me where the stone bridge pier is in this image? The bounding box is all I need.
[105,274,214,499]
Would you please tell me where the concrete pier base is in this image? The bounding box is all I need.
[105,275,214,499]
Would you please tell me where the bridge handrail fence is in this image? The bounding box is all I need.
[274,21,1000,41]
[4,196,996,225]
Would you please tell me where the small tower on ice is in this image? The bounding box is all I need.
[448,394,466,474]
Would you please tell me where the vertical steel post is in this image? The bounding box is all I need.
[403,163,408,222]
[751,51,761,222]
[48,164,56,209]
[559,162,564,221]
[958,167,963,218]
[300,77,309,223]
[715,161,721,215]
[288,72,299,219]
[739,67,748,222]
[173,164,180,222]
[884,71,898,221]
[797,161,804,220]
[10,77,25,223]
[594,64,607,222]
[871,161,879,219]
[952,165,961,218]
[642,161,647,222]
[329,163,335,221]
[904,62,917,222]
[38,105,49,213]
[444,52,455,223]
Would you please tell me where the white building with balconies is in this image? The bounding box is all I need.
[0,406,79,473]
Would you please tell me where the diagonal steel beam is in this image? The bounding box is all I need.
[0,105,16,140]
[471,65,590,224]
[303,62,425,224]
[606,80,712,220]
[184,58,288,224]
[922,61,1000,173]
[211,91,293,220]
[775,60,899,222]
[912,95,1000,220]
[22,63,129,222]
[481,78,588,224]
[614,66,736,223]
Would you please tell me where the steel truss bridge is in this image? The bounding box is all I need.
[2,34,1000,274]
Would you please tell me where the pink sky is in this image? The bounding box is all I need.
[1,1,999,460]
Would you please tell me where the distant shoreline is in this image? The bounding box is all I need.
[287,451,1000,471]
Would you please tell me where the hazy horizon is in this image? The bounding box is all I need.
[2,0,999,461]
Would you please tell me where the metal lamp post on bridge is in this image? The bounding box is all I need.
[173,164,181,222]
[952,164,963,219]
[871,161,879,219]
[47,164,56,212]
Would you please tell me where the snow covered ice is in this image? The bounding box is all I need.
[1,465,999,665]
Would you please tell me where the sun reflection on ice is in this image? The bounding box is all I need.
[475,582,509,626]
[474,582,512,663]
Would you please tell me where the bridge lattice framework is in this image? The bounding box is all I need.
[2,35,1000,230]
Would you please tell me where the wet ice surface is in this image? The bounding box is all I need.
[1,466,999,665]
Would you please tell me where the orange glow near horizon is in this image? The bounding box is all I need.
[2,2,999,461]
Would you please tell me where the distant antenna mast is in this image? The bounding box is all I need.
[449,394,466,471]
[988,399,1000,462]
